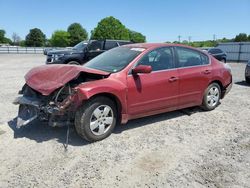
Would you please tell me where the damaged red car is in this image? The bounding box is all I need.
[14,43,232,142]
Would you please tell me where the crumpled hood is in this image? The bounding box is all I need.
[25,64,110,95]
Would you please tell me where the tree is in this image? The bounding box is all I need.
[91,16,130,40]
[234,33,248,42]
[67,23,88,46]
[248,35,250,41]
[0,29,12,44]
[12,32,21,45]
[25,28,46,47]
[129,30,146,43]
[50,30,70,47]
[0,29,5,43]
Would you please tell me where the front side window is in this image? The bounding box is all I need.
[87,41,104,51]
[176,47,209,68]
[73,41,88,50]
[137,47,174,71]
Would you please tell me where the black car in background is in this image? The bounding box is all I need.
[46,39,133,65]
[245,60,250,84]
[208,48,227,63]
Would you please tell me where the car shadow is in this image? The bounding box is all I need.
[8,118,89,147]
[8,107,204,147]
[234,81,250,87]
[114,107,203,134]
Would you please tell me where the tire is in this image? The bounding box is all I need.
[75,97,117,142]
[201,83,221,111]
[221,58,226,63]
[246,76,250,84]
[67,61,80,65]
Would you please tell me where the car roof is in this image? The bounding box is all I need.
[124,43,204,51]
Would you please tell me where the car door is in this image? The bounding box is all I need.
[127,47,179,116]
[175,47,212,108]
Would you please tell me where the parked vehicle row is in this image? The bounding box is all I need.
[45,40,132,65]
[202,47,227,63]
[14,43,232,142]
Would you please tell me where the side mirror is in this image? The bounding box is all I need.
[132,65,152,74]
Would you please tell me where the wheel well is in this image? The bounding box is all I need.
[89,93,122,122]
[66,59,80,64]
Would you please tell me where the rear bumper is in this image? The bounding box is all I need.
[224,82,232,96]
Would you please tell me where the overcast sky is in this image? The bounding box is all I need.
[0,0,250,42]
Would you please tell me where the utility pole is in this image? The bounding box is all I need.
[188,36,192,43]
[178,35,181,43]
[213,34,216,41]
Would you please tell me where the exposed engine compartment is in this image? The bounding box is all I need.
[14,71,109,128]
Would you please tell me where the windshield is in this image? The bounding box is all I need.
[84,47,145,73]
[73,41,88,50]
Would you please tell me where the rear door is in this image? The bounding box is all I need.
[175,47,212,108]
[127,47,179,115]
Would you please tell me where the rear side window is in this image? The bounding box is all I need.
[104,41,118,50]
[176,47,209,68]
[88,41,104,51]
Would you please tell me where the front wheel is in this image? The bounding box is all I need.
[201,83,221,111]
[75,97,117,142]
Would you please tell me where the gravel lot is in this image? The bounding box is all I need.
[0,54,249,188]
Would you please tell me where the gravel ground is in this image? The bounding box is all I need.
[0,54,249,188]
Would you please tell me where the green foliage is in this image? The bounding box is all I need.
[67,23,88,46]
[91,16,130,40]
[129,30,146,43]
[50,30,70,47]
[0,29,5,43]
[25,28,46,47]
[19,40,26,47]
[234,33,248,42]
[3,37,12,44]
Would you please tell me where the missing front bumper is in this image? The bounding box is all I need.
[13,96,41,128]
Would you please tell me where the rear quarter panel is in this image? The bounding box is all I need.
[211,57,232,87]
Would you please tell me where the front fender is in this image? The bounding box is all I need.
[74,79,128,113]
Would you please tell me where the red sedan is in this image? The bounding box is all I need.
[14,43,232,142]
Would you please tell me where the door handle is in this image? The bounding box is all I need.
[202,70,211,74]
[168,77,179,82]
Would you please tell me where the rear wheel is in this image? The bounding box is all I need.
[221,58,226,63]
[75,97,117,142]
[202,83,221,111]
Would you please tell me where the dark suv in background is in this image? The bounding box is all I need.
[208,48,227,63]
[46,39,132,65]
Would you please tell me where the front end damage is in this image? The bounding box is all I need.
[13,64,110,128]
[13,84,78,128]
